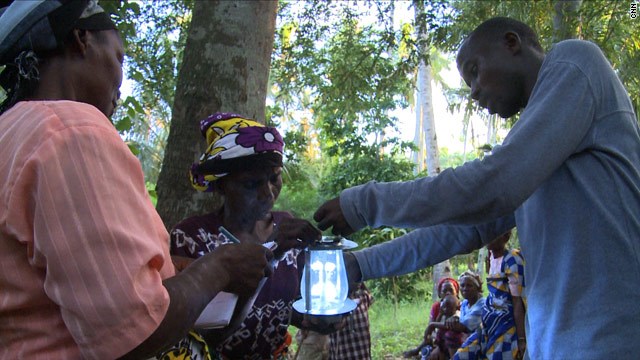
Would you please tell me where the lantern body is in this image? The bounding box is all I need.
[299,249,350,315]
[293,236,358,316]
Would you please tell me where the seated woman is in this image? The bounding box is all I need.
[432,295,464,359]
[405,295,463,360]
[445,271,484,343]
[404,277,460,359]
[454,230,526,360]
[168,113,321,359]
[430,277,460,322]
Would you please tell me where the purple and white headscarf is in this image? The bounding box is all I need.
[190,112,284,192]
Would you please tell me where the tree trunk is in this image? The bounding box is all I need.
[414,0,445,300]
[412,0,440,176]
[416,61,440,175]
[156,0,278,230]
[432,261,451,302]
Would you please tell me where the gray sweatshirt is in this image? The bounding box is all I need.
[341,40,640,359]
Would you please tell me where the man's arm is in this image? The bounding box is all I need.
[349,215,515,282]
[316,58,596,234]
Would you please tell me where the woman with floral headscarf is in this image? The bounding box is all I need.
[170,112,322,360]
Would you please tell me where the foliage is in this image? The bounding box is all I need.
[271,2,430,302]
[274,160,324,221]
[110,0,194,184]
[146,181,158,207]
[434,0,640,119]
[271,1,420,158]
[103,0,639,308]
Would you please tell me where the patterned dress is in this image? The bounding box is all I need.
[454,249,525,360]
[328,283,374,360]
[171,211,301,360]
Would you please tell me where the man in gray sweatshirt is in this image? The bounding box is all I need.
[314,17,640,360]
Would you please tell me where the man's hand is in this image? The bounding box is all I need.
[204,242,273,297]
[313,197,355,236]
[270,218,321,259]
[171,255,194,273]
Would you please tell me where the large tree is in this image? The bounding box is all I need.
[155,0,278,230]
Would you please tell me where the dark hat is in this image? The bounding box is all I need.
[0,0,115,65]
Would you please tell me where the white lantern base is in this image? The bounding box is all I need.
[292,298,358,316]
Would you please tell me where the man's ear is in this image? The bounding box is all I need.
[504,31,522,55]
[68,28,90,57]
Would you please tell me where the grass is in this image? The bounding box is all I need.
[369,298,429,359]
[287,297,430,360]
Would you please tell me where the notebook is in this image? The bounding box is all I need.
[194,277,267,329]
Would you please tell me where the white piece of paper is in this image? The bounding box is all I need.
[194,291,238,329]
[194,237,274,329]
[194,277,268,329]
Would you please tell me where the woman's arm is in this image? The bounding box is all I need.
[513,296,526,357]
[444,316,469,332]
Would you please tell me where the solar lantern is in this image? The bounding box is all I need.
[293,236,358,316]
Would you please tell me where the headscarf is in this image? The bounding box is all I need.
[437,277,460,296]
[458,270,482,289]
[0,0,116,112]
[190,112,284,192]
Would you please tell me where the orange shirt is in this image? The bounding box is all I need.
[0,101,174,359]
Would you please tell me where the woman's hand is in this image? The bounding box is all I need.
[517,337,527,359]
[444,315,459,329]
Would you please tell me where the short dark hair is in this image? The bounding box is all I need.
[470,17,543,52]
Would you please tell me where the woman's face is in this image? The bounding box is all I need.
[440,282,457,298]
[218,166,283,221]
[459,277,480,300]
[79,30,124,118]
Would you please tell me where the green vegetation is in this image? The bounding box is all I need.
[369,297,432,359]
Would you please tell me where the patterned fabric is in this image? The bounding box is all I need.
[435,313,464,353]
[454,249,525,360]
[0,101,173,358]
[460,297,485,333]
[155,331,211,360]
[189,112,284,192]
[328,283,374,360]
[170,211,300,360]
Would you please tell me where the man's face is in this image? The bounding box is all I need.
[81,30,124,118]
[456,34,525,119]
